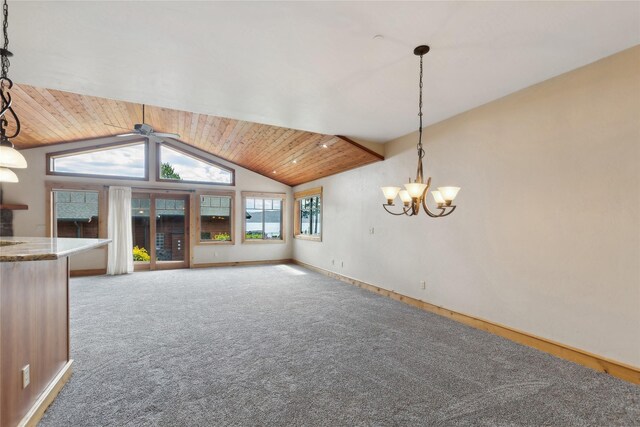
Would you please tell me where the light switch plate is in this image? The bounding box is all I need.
[22,364,30,389]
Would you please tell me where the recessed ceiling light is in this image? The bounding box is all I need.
[272,170,277,174]
[292,159,297,164]
[322,144,328,148]
[373,34,384,40]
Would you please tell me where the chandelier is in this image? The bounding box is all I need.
[381,45,459,217]
[0,0,26,183]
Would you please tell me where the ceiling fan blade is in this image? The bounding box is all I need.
[152,132,180,138]
[104,122,130,130]
[116,132,139,137]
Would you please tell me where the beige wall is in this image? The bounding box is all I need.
[294,46,640,366]
[1,137,293,269]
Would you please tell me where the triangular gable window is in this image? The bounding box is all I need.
[47,140,148,180]
[157,143,234,185]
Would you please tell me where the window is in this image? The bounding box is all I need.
[198,192,234,244]
[47,183,107,239]
[294,187,322,241]
[157,142,234,185]
[242,192,285,243]
[47,140,148,180]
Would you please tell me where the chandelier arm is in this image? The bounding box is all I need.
[3,100,18,138]
[421,196,441,217]
[0,81,18,138]
[0,81,11,117]
[422,197,457,218]
[382,204,412,216]
[440,205,456,218]
[420,180,454,218]
[437,205,457,217]
[0,0,19,142]
[410,201,419,216]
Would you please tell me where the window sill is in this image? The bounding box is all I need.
[294,235,322,242]
[197,241,235,245]
[242,239,286,244]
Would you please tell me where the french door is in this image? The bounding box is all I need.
[132,193,190,271]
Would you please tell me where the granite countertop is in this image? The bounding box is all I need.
[0,237,111,262]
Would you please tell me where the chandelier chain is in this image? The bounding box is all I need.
[417,53,425,160]
[1,0,8,84]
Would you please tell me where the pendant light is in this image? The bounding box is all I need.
[0,0,26,180]
[380,45,459,217]
[0,165,16,182]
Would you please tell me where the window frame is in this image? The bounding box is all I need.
[46,182,108,239]
[196,190,235,245]
[241,191,286,244]
[156,141,235,186]
[294,187,322,242]
[46,139,149,181]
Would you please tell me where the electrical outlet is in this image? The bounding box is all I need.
[341,261,344,268]
[22,365,30,389]
[369,227,375,235]
[420,280,426,290]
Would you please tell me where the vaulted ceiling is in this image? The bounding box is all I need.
[6,3,639,186]
[10,84,382,186]
[10,2,640,143]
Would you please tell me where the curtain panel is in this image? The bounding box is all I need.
[107,186,133,275]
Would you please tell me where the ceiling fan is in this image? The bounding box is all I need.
[105,104,180,141]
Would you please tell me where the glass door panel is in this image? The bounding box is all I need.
[131,193,189,271]
[132,194,151,270]
[155,196,187,267]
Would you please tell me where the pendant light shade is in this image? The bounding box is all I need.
[437,187,461,202]
[398,190,412,205]
[0,142,26,168]
[404,182,428,199]
[431,191,446,205]
[0,166,18,182]
[380,186,401,203]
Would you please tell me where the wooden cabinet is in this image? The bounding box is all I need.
[0,258,72,427]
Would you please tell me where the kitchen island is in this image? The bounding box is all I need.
[0,237,110,427]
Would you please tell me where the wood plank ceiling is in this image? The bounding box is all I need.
[10,84,383,186]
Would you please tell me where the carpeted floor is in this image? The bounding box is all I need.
[39,264,639,426]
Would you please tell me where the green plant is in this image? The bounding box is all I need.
[245,231,263,239]
[214,232,231,241]
[160,162,181,180]
[132,246,150,261]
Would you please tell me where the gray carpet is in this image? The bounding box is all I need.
[39,264,639,426]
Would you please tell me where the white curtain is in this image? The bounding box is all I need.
[107,186,133,275]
